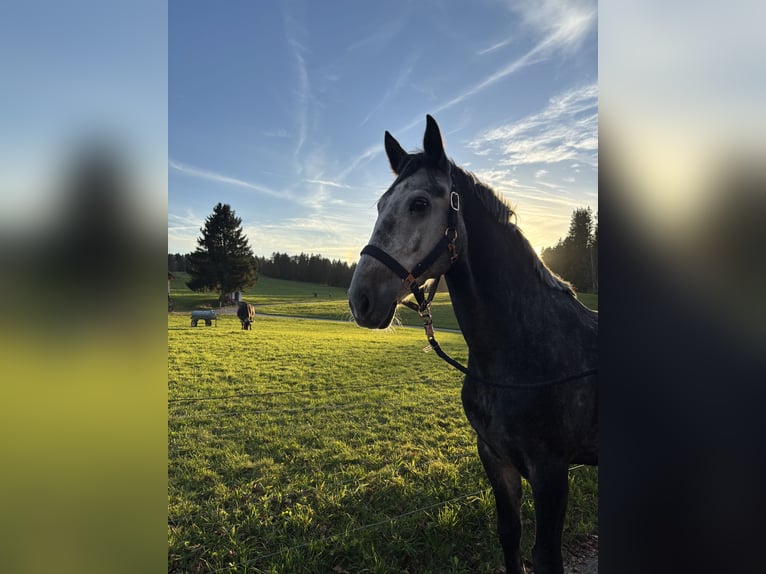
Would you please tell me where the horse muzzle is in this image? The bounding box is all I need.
[348,266,403,329]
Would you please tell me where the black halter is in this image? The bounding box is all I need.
[361,189,459,295]
[360,181,466,372]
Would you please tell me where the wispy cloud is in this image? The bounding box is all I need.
[244,209,374,262]
[510,0,595,56]
[168,210,200,231]
[360,54,420,127]
[440,0,595,113]
[167,209,204,253]
[326,1,597,194]
[259,129,291,139]
[334,142,384,183]
[303,178,350,189]
[281,3,311,174]
[467,83,598,167]
[169,159,297,202]
[346,17,407,54]
[477,37,515,56]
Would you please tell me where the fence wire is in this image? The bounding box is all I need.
[168,351,593,572]
[199,462,591,574]
[203,488,490,574]
[168,378,450,404]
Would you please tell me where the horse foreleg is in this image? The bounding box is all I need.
[477,436,525,574]
[529,462,569,574]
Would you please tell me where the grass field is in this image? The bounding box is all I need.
[168,277,598,573]
[170,272,596,330]
[169,274,351,311]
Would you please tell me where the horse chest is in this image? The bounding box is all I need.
[461,375,598,470]
[460,382,545,470]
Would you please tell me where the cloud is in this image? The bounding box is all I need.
[303,178,350,189]
[511,0,596,54]
[281,2,311,174]
[346,17,407,54]
[467,83,598,167]
[168,210,200,231]
[398,1,596,135]
[336,0,596,185]
[259,129,291,139]
[243,210,374,263]
[169,159,298,202]
[476,37,515,56]
[360,53,419,127]
[168,209,204,253]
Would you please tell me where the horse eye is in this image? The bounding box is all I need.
[409,198,430,214]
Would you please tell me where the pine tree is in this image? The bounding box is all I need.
[186,203,258,300]
[565,207,594,291]
[541,207,596,292]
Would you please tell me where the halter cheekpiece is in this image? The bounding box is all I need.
[360,177,466,372]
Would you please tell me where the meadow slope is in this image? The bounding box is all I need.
[169,307,597,573]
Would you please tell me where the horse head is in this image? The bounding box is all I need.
[349,115,465,329]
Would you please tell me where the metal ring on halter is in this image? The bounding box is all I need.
[450,191,460,212]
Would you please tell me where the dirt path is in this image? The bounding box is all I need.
[562,534,598,573]
[523,534,597,574]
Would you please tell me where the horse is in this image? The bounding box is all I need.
[348,115,597,574]
[237,301,255,330]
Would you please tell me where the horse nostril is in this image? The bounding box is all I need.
[351,291,370,320]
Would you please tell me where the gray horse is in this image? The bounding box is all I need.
[348,116,597,574]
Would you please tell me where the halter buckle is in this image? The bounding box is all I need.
[445,227,459,263]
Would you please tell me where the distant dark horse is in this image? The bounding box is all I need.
[237,302,255,330]
[348,116,597,574]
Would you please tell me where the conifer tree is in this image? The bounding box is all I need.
[186,203,258,299]
[541,207,596,292]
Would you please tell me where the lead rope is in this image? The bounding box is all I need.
[400,276,469,375]
[402,290,598,388]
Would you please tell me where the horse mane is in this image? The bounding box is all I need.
[390,152,574,295]
[450,162,575,295]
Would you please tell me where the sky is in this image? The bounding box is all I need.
[169,0,597,262]
[1,1,167,233]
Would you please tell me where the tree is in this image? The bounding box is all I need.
[590,213,598,292]
[541,207,597,292]
[254,251,357,288]
[186,203,258,300]
[565,207,594,291]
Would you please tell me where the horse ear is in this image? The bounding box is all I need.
[384,131,408,175]
[423,114,447,169]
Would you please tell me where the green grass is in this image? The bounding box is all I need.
[256,293,462,331]
[170,274,350,311]
[255,290,596,329]
[576,292,598,311]
[168,309,598,573]
[170,273,597,318]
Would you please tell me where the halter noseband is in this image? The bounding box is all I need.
[359,175,464,370]
[360,185,460,312]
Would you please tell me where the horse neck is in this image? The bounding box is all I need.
[444,189,594,381]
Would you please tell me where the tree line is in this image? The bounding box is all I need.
[168,252,190,273]
[255,252,357,288]
[541,207,598,293]
[169,250,358,289]
[171,202,598,300]
[169,202,357,297]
